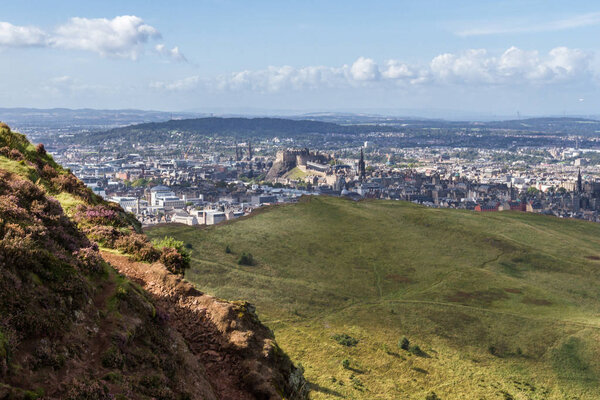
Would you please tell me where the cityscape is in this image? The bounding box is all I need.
[22,113,600,226]
[5,1,600,399]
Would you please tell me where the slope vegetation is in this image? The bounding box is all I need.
[147,196,600,399]
[0,123,307,399]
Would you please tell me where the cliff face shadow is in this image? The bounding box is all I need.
[309,382,344,398]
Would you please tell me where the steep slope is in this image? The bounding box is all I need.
[0,167,215,399]
[148,196,600,399]
[0,123,307,399]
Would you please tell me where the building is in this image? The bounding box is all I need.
[171,211,199,226]
[203,210,226,225]
[475,203,499,212]
[150,185,184,208]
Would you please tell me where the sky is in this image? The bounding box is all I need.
[2,0,600,117]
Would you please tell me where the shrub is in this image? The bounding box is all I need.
[35,143,46,155]
[84,225,122,248]
[115,233,160,263]
[40,164,58,179]
[160,247,186,275]
[342,359,350,369]
[332,333,358,347]
[225,244,232,253]
[426,392,441,400]
[74,246,104,274]
[101,346,124,369]
[237,252,254,266]
[153,236,191,275]
[399,337,410,351]
[50,173,94,202]
[65,379,113,400]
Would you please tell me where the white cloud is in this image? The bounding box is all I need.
[51,16,160,59]
[155,44,187,62]
[456,12,600,37]
[0,22,47,47]
[151,46,593,93]
[381,60,414,79]
[0,16,183,61]
[350,57,380,81]
[430,47,591,84]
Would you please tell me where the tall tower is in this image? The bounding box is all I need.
[577,168,583,193]
[358,148,366,180]
[247,141,253,160]
[235,143,241,162]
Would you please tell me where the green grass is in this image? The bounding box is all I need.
[147,196,600,399]
[53,191,84,214]
[283,166,308,180]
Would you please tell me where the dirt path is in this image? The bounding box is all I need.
[101,251,301,400]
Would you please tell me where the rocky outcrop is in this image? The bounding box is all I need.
[102,252,309,400]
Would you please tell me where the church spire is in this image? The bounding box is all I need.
[358,148,366,180]
[577,168,583,193]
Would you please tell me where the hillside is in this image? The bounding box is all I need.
[0,123,307,399]
[74,117,356,145]
[67,115,600,147]
[147,196,600,399]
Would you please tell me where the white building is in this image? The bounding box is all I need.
[203,210,226,225]
[150,185,184,208]
[171,211,198,226]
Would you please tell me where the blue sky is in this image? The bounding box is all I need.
[2,0,600,117]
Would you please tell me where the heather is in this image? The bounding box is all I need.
[0,125,213,399]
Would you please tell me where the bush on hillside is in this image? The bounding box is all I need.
[237,252,254,266]
[115,233,160,263]
[73,204,125,227]
[0,147,24,161]
[74,246,104,274]
[332,333,358,347]
[153,236,191,275]
[399,337,410,351]
[159,247,186,275]
[40,164,58,179]
[83,225,123,248]
[35,143,46,155]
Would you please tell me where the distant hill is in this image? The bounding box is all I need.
[75,117,362,145]
[71,115,600,146]
[148,196,600,399]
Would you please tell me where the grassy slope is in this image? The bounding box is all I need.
[147,196,600,399]
[283,167,308,180]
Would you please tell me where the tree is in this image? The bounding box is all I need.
[399,337,410,351]
[238,252,254,266]
[526,186,539,195]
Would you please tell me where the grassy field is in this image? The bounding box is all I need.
[146,196,600,399]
